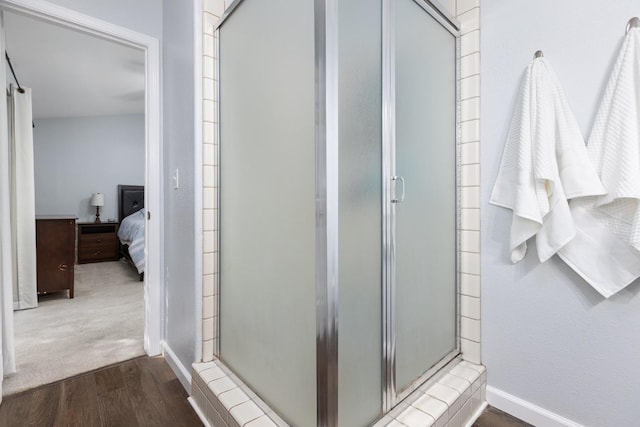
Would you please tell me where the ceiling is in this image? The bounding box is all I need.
[4,12,145,120]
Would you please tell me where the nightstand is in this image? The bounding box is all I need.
[77,222,119,264]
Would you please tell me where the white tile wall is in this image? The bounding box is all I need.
[461,339,482,365]
[201,0,223,364]
[457,5,481,325]
[460,53,480,78]
[460,98,480,121]
[454,0,483,419]
[460,230,480,253]
[460,317,481,342]
[460,208,480,231]
[461,76,480,99]
[460,30,480,56]
[457,0,479,15]
[460,119,480,143]
[461,295,481,320]
[457,8,479,34]
[460,164,480,187]
[460,273,480,298]
[460,186,480,208]
[461,252,480,275]
[194,0,484,425]
[460,141,480,165]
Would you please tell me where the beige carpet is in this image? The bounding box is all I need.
[3,260,145,396]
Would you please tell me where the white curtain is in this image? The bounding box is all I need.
[0,11,16,400]
[10,85,37,311]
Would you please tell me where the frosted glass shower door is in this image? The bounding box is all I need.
[393,0,458,395]
[218,1,317,426]
[337,0,383,426]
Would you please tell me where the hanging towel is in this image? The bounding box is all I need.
[490,57,606,263]
[558,27,640,298]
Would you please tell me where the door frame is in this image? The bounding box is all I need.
[0,0,164,355]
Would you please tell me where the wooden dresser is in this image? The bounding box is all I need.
[77,222,119,264]
[36,216,77,298]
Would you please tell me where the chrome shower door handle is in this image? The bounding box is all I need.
[391,176,405,203]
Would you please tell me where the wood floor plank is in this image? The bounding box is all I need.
[27,383,62,427]
[473,406,533,427]
[0,357,201,427]
[134,358,201,427]
[156,378,202,427]
[0,391,34,426]
[94,365,126,395]
[121,357,174,426]
[57,374,101,427]
[97,387,141,427]
[95,360,144,427]
[144,356,177,384]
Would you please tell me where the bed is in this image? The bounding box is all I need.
[117,185,145,281]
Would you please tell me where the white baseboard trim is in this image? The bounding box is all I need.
[188,397,211,427]
[486,386,585,427]
[463,401,488,427]
[162,341,192,392]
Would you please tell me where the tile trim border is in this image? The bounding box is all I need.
[191,359,486,427]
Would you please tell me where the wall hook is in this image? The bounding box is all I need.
[626,17,640,34]
[534,50,544,59]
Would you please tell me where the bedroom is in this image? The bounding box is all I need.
[2,10,147,394]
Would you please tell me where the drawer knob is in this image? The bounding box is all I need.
[94,250,101,255]
[59,264,67,271]
[96,239,102,243]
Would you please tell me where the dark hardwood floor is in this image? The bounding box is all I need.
[473,405,533,427]
[0,356,202,427]
[0,358,532,427]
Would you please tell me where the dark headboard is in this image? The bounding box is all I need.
[118,185,144,222]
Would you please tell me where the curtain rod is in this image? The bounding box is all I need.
[5,51,25,94]
[4,51,34,127]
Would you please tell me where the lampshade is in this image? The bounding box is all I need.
[90,193,104,207]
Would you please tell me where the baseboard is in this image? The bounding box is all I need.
[161,341,192,392]
[486,386,585,427]
[188,397,211,427]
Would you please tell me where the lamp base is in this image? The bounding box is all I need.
[95,206,102,223]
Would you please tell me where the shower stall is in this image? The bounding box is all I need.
[216,0,459,425]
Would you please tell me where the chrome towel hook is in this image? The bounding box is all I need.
[626,17,640,34]
[533,50,544,59]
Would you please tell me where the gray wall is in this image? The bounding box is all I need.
[162,0,197,369]
[482,2,640,426]
[33,114,144,222]
[45,0,162,40]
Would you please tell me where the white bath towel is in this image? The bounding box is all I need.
[490,57,605,263]
[558,27,640,297]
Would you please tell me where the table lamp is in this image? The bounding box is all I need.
[90,193,104,223]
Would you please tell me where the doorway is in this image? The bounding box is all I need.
[0,0,162,393]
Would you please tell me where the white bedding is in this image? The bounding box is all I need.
[118,209,145,274]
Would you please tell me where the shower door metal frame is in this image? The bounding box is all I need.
[214,1,340,425]
[214,0,460,422]
[381,0,461,411]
